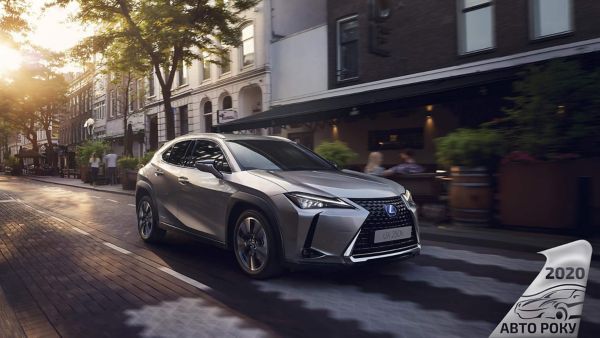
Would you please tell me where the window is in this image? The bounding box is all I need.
[162,140,192,166]
[226,140,335,171]
[202,53,211,81]
[241,24,254,67]
[137,78,144,108]
[204,101,213,133]
[337,16,359,81]
[458,0,494,54]
[116,88,121,115]
[179,105,189,135]
[221,49,231,74]
[185,140,230,172]
[177,62,188,86]
[110,90,116,118]
[531,0,572,39]
[222,96,232,110]
[129,83,135,112]
[148,72,155,97]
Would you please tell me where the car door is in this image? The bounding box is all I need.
[177,139,236,242]
[152,140,193,225]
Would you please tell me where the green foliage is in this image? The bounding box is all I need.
[139,151,155,167]
[501,60,600,158]
[77,140,109,166]
[117,156,139,170]
[315,140,357,168]
[4,155,19,167]
[64,0,260,140]
[435,128,505,168]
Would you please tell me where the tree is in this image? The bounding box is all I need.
[0,61,67,168]
[0,0,28,42]
[501,60,600,158]
[62,0,259,141]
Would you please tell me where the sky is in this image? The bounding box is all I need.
[0,0,92,75]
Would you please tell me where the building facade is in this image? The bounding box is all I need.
[221,0,600,167]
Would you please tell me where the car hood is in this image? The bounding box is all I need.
[247,169,404,199]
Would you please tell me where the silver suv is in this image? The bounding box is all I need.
[136,134,420,278]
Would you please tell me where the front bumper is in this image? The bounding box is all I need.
[273,194,421,266]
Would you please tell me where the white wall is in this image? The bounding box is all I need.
[271,25,328,102]
[272,0,326,37]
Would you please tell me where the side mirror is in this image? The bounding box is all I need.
[328,160,340,170]
[194,160,224,179]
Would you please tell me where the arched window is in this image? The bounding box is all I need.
[222,96,232,110]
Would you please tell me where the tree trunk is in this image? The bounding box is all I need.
[44,128,57,172]
[162,88,175,141]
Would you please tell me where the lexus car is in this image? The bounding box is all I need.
[136,133,421,278]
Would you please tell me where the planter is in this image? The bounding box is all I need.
[120,169,137,190]
[498,158,600,230]
[80,165,90,183]
[449,166,492,225]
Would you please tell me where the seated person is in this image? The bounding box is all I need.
[383,149,424,176]
[364,152,385,176]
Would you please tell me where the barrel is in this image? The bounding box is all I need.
[449,166,492,225]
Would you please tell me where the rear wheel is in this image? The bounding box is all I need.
[137,195,166,243]
[233,210,283,279]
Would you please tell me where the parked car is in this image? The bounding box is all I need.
[514,286,586,320]
[136,133,420,278]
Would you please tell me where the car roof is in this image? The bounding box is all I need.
[175,133,292,142]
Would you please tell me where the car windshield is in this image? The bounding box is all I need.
[226,139,336,171]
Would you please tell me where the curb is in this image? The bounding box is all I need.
[26,177,135,196]
[0,287,26,338]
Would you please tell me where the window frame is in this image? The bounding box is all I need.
[177,62,189,87]
[457,0,495,55]
[240,23,255,68]
[147,72,156,98]
[336,14,360,82]
[529,0,573,40]
[201,53,212,82]
[161,140,193,166]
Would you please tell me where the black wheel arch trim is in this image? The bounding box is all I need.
[226,192,285,258]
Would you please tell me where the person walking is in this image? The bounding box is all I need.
[364,152,385,176]
[104,151,118,185]
[89,152,100,186]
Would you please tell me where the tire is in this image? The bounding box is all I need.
[555,305,569,321]
[233,210,283,279]
[137,195,166,243]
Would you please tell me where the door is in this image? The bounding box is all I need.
[177,140,235,241]
[152,140,193,225]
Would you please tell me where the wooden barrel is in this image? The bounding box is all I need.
[449,166,492,225]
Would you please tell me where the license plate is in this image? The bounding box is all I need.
[374,227,412,244]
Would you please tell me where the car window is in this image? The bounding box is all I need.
[226,140,336,171]
[163,140,192,166]
[186,140,231,173]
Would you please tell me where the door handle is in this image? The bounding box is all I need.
[178,176,189,184]
[155,169,164,176]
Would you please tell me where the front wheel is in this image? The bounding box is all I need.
[233,210,283,279]
[137,195,166,243]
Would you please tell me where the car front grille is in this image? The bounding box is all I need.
[349,196,417,257]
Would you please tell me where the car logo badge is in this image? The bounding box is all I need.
[383,204,397,217]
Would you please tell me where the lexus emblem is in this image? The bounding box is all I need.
[383,204,398,217]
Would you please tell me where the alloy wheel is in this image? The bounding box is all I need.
[138,200,154,239]
[236,216,269,273]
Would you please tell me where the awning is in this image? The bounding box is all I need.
[217,68,517,132]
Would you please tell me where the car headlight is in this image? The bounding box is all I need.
[402,189,417,209]
[285,192,354,209]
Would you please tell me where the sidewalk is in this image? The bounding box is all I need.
[25,175,134,196]
[420,221,600,260]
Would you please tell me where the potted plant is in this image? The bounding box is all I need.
[315,140,357,169]
[5,156,21,176]
[118,156,139,190]
[495,60,600,229]
[435,128,505,225]
[137,150,155,169]
[77,140,109,183]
